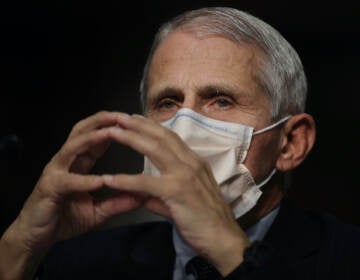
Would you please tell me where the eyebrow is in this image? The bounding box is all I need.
[197,85,247,99]
[147,87,184,107]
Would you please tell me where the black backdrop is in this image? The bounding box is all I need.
[1,0,360,234]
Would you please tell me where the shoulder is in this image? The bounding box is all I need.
[320,211,360,238]
[296,202,360,249]
[265,199,360,279]
[315,211,360,259]
[271,199,360,248]
[309,207,360,278]
[271,199,360,235]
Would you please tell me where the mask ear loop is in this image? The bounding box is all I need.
[256,169,277,188]
[253,115,292,135]
[252,116,291,189]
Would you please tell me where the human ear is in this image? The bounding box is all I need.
[275,113,316,171]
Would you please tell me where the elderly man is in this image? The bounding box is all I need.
[1,6,359,280]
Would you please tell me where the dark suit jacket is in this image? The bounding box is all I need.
[37,199,360,279]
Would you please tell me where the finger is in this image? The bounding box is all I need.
[144,197,171,219]
[103,174,179,220]
[38,172,105,197]
[93,192,145,223]
[68,139,112,174]
[115,115,202,168]
[68,111,130,138]
[107,126,217,195]
[112,116,217,194]
[106,127,183,172]
[117,115,186,149]
[53,127,115,169]
[110,125,214,191]
[103,173,165,198]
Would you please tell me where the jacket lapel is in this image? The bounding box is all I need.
[264,199,323,267]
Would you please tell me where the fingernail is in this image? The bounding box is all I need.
[107,127,123,135]
[103,174,113,184]
[118,112,131,120]
[132,114,145,118]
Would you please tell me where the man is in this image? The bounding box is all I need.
[0,6,359,280]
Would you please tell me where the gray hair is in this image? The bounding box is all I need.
[139,7,307,120]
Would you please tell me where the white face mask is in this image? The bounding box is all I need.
[143,108,290,218]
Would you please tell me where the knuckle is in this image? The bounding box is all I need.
[87,130,102,143]
[151,138,163,152]
[165,127,180,140]
[170,184,182,197]
[55,146,68,161]
[193,157,208,172]
[96,110,109,116]
[37,169,62,195]
[42,161,54,174]
[153,127,181,150]
[163,177,182,198]
[95,110,111,119]
[55,140,74,163]
[158,125,175,139]
[180,164,197,183]
[71,111,111,135]
[71,118,86,133]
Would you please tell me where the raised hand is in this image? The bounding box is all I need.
[0,111,145,280]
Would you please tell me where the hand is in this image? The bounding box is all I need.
[2,111,145,255]
[103,114,251,275]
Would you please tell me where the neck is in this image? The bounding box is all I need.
[237,178,283,230]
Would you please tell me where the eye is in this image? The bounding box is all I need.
[210,93,235,109]
[158,99,177,110]
[215,98,232,108]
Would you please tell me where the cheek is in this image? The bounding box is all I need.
[145,110,174,123]
[243,133,280,183]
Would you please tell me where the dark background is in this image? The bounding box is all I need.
[1,0,359,235]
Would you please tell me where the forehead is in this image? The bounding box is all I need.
[147,31,262,97]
